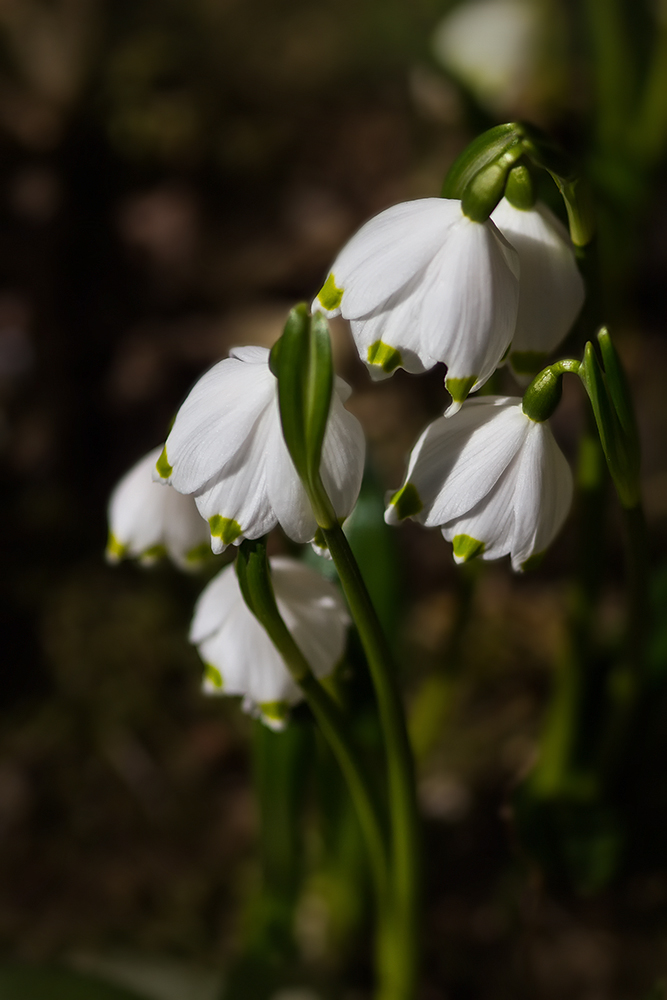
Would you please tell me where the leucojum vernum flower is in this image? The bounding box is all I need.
[106,122,644,1000]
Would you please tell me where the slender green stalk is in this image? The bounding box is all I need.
[242,562,389,903]
[531,426,606,794]
[323,523,420,1000]
[621,501,649,677]
[584,0,636,149]
[631,18,667,168]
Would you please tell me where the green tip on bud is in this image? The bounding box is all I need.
[442,121,594,242]
[522,359,580,422]
[504,163,536,210]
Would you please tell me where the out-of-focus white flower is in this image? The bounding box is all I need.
[106,447,210,569]
[190,556,350,729]
[313,199,519,411]
[432,0,542,113]
[385,395,572,571]
[154,346,365,553]
[491,198,585,376]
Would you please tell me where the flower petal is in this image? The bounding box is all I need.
[189,562,242,644]
[271,558,350,679]
[108,447,209,567]
[194,404,277,551]
[265,402,317,544]
[509,420,573,569]
[419,216,519,387]
[317,199,464,320]
[393,398,527,525]
[491,199,585,360]
[159,350,275,495]
[320,391,366,521]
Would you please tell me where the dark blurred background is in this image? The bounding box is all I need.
[1,1,667,998]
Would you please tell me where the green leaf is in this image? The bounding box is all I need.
[596,327,638,442]
[0,964,150,1000]
[579,339,640,508]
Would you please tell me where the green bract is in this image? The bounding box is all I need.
[579,329,641,509]
[271,304,337,528]
[442,121,595,245]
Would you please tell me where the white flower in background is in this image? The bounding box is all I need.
[154,346,365,553]
[491,198,585,376]
[190,557,350,729]
[313,199,519,412]
[106,447,210,570]
[432,0,542,113]
[385,396,572,571]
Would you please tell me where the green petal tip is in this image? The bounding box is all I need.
[317,273,344,311]
[209,515,243,545]
[367,340,403,374]
[452,534,485,562]
[155,445,173,480]
[389,482,423,520]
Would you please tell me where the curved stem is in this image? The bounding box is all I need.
[323,523,420,1000]
[236,541,390,911]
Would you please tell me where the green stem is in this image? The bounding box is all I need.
[531,426,606,794]
[323,523,420,1000]
[631,17,667,168]
[237,542,390,912]
[584,0,636,149]
[622,501,649,677]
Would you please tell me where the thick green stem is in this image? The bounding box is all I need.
[323,523,420,1000]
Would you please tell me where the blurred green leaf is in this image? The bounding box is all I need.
[0,964,150,1000]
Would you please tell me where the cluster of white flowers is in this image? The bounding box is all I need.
[107,185,582,723]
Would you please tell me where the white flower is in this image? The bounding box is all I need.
[431,0,542,114]
[154,346,365,553]
[312,199,519,411]
[106,447,210,569]
[490,198,585,376]
[385,396,572,571]
[190,556,350,729]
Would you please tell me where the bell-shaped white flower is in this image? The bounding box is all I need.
[490,198,585,376]
[385,396,573,572]
[312,199,519,410]
[107,447,211,569]
[190,556,350,729]
[154,346,365,553]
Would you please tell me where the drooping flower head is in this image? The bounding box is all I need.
[385,396,572,571]
[312,199,519,411]
[490,197,585,377]
[154,346,365,553]
[190,556,350,729]
[106,447,210,570]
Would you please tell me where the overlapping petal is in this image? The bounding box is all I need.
[313,199,519,403]
[190,557,350,728]
[491,198,585,374]
[106,447,210,570]
[386,396,573,571]
[156,346,364,551]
